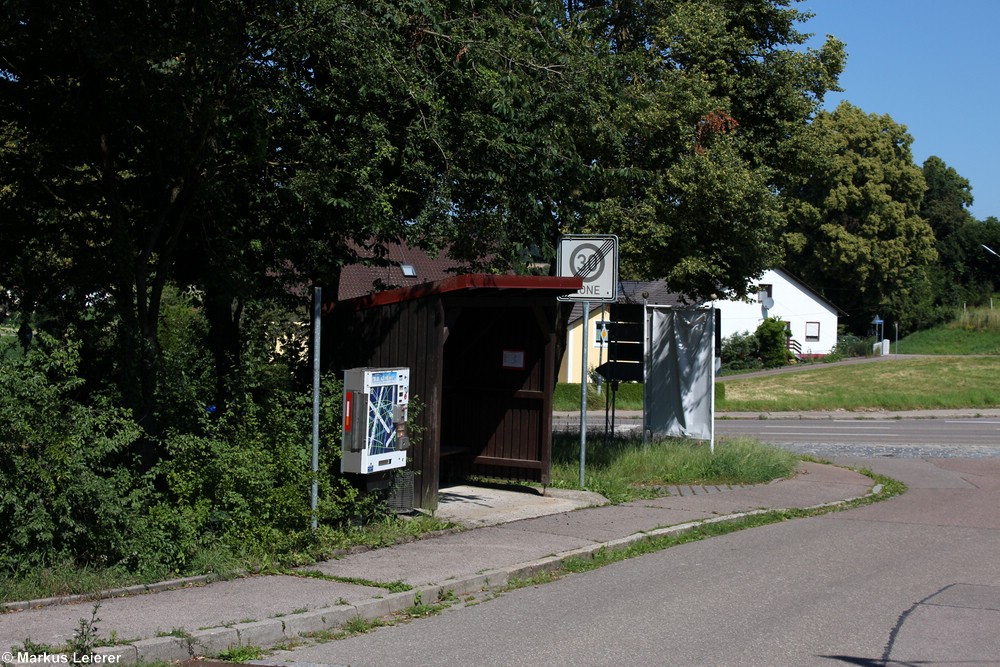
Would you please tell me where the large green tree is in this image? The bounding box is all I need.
[0,1,597,420]
[1,0,845,421]
[570,0,845,300]
[1,0,309,421]
[781,101,936,330]
[917,156,986,317]
[921,156,975,240]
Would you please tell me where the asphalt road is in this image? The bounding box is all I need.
[717,417,1000,459]
[264,457,1000,667]
[556,414,1000,458]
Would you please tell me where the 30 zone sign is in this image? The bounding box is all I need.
[557,235,619,302]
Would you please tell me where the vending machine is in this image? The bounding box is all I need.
[341,367,410,474]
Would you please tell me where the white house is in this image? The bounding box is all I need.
[713,269,843,357]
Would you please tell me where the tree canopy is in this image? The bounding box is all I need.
[569,0,845,299]
[780,101,937,330]
[0,0,847,418]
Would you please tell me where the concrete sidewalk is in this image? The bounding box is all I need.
[0,462,876,666]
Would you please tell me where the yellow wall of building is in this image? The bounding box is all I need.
[558,304,616,383]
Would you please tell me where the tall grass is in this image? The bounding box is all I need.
[549,432,798,502]
[950,306,1000,331]
[895,305,1000,355]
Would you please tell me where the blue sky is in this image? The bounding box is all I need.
[799,0,1000,221]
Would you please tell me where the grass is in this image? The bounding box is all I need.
[299,596,458,645]
[893,305,1000,355]
[718,355,1000,412]
[554,382,643,411]
[896,327,1000,354]
[217,645,265,663]
[549,432,799,502]
[0,561,155,608]
[276,568,412,593]
[0,514,451,607]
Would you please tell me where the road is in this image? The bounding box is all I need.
[264,458,1000,667]
[557,413,1000,458]
[266,459,1000,667]
[717,417,1000,459]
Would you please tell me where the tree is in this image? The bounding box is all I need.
[916,156,989,316]
[564,0,845,301]
[921,156,975,240]
[755,317,790,368]
[0,1,597,420]
[1,0,306,423]
[780,101,936,331]
[1,0,846,424]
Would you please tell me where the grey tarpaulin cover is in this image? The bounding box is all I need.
[644,307,715,441]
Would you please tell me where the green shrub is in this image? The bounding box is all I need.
[720,331,762,371]
[154,287,216,431]
[0,334,150,575]
[1,292,402,586]
[147,366,359,569]
[554,382,643,411]
[754,318,789,368]
[830,332,874,358]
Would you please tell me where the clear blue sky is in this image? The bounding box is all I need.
[799,0,1000,221]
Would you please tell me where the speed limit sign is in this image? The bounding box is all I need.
[557,235,618,302]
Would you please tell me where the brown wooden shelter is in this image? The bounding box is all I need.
[324,274,582,510]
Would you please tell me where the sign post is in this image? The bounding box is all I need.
[557,235,618,488]
[311,286,321,531]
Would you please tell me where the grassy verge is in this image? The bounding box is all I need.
[554,382,643,411]
[549,432,799,502]
[895,305,1000,354]
[897,326,1000,355]
[718,356,1000,412]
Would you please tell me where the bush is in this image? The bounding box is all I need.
[830,332,875,358]
[720,331,762,371]
[0,296,396,582]
[149,371,356,569]
[721,319,790,371]
[0,334,150,575]
[754,318,789,368]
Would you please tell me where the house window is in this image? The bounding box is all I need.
[757,284,773,299]
[805,321,820,342]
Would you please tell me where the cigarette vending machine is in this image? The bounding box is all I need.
[341,367,410,474]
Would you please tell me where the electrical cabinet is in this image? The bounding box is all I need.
[341,367,410,474]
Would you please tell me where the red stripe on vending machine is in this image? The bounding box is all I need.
[344,391,353,432]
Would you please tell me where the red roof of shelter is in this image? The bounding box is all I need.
[326,274,583,314]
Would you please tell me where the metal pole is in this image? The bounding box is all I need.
[311,286,321,531]
[596,304,605,395]
[580,301,590,488]
[642,299,649,446]
[709,308,715,455]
